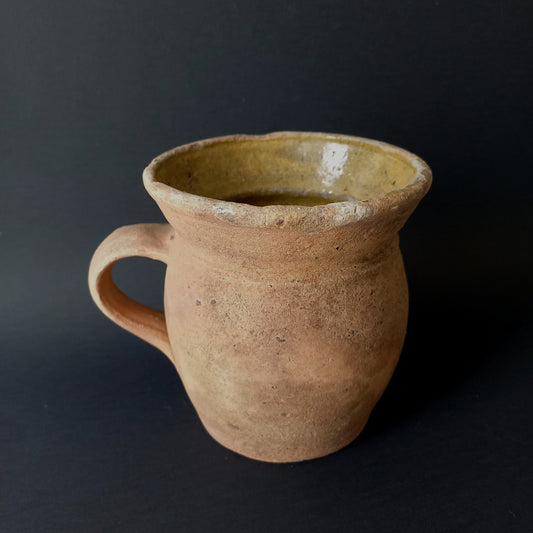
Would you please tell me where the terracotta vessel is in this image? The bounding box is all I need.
[89,132,432,462]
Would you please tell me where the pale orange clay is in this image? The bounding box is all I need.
[89,132,432,462]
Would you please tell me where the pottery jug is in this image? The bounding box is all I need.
[89,132,432,462]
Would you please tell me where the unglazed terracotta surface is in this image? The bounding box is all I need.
[88,132,432,462]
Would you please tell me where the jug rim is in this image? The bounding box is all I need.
[142,131,432,230]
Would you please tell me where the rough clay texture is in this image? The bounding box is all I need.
[89,132,432,462]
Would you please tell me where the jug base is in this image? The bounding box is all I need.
[198,413,370,463]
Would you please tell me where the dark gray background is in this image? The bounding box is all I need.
[1,1,532,532]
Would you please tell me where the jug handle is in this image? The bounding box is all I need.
[88,223,174,362]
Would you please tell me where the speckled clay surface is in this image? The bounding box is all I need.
[89,132,432,462]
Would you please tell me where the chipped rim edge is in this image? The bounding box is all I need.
[142,131,432,229]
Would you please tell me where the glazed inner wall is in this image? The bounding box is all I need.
[154,137,417,202]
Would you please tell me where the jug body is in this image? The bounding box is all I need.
[89,132,432,462]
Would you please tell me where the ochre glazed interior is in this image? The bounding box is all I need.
[154,135,418,205]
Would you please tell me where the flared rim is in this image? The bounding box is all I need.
[142,131,432,230]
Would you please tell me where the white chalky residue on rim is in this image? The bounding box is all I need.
[213,204,235,215]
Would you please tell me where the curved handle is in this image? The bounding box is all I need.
[89,223,174,362]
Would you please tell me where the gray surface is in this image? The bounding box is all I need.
[1,1,532,531]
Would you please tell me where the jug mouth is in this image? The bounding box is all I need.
[143,131,432,230]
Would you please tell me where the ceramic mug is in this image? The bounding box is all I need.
[89,132,432,462]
